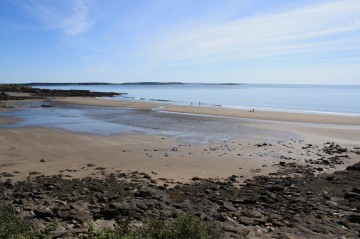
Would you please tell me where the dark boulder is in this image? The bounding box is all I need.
[34,208,54,218]
[347,162,360,171]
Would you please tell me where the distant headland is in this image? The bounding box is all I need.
[0,84,120,101]
[23,82,242,86]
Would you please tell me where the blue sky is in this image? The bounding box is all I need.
[1,0,359,84]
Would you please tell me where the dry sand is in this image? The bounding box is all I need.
[1,97,359,183]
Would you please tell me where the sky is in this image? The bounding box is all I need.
[0,0,360,84]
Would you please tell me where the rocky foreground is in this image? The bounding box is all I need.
[0,84,120,101]
[1,158,360,238]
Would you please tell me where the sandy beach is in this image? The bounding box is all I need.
[1,97,360,238]
[1,97,359,183]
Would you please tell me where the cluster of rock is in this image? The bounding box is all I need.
[322,142,349,155]
[300,142,350,169]
[1,161,360,238]
[0,84,120,101]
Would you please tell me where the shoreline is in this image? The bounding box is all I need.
[0,97,359,183]
[117,95,360,117]
[52,97,360,126]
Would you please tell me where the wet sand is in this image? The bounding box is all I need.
[0,97,359,184]
[53,97,360,126]
[0,116,18,125]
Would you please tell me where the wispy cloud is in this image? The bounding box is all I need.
[8,0,93,36]
[61,0,93,36]
[3,0,359,84]
[143,0,360,65]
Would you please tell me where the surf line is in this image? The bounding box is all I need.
[151,106,360,129]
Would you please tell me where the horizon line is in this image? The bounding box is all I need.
[2,82,360,86]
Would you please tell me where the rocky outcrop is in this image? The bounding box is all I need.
[1,162,360,238]
[0,84,120,101]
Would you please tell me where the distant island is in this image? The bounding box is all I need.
[202,83,241,85]
[25,82,121,86]
[24,82,184,86]
[24,82,242,86]
[120,82,184,85]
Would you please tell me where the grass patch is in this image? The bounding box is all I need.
[0,204,218,239]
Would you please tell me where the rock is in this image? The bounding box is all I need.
[57,210,71,219]
[215,213,227,222]
[2,158,360,238]
[269,213,284,226]
[69,202,88,211]
[347,162,360,171]
[266,185,284,192]
[110,202,138,215]
[34,208,54,218]
[50,225,67,238]
[134,188,160,199]
[0,85,120,100]
[222,201,236,211]
[93,219,116,233]
[228,175,237,182]
[323,143,348,155]
[345,192,360,200]
[203,204,220,218]
[348,213,360,223]
[2,188,14,199]
[4,179,15,187]
[243,209,263,219]
[222,217,240,233]
[68,210,93,225]
[352,188,360,194]
[171,147,179,152]
[21,191,34,198]
[238,216,265,226]
[99,209,118,219]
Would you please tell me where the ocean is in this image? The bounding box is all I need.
[37,84,360,116]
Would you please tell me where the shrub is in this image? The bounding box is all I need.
[0,204,30,239]
[140,213,212,239]
[87,213,218,239]
[0,205,217,239]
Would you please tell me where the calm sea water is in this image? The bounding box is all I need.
[37,84,360,115]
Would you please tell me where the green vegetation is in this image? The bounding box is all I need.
[0,204,56,239]
[0,204,31,238]
[86,214,217,239]
[0,204,218,239]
